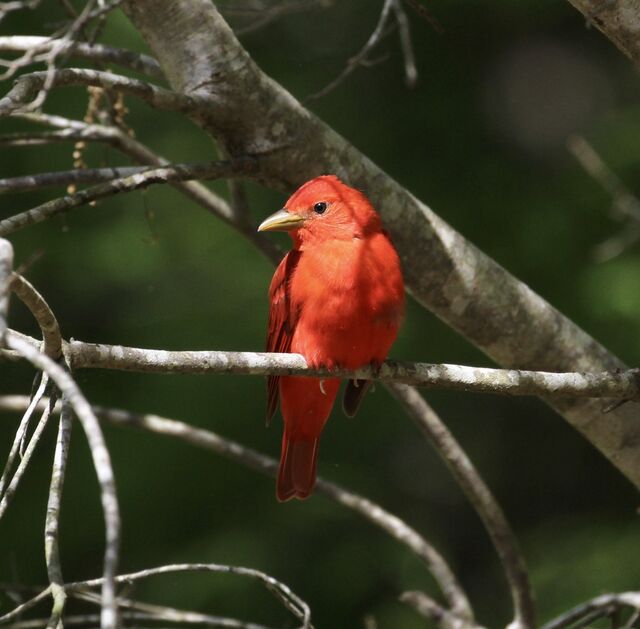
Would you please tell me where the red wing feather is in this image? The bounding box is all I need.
[266,251,301,423]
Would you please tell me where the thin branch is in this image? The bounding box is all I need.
[0,238,12,341]
[0,159,255,236]
[71,591,275,629]
[4,334,120,629]
[0,163,227,194]
[234,0,327,36]
[307,0,396,100]
[0,394,474,621]
[5,113,281,263]
[0,373,49,501]
[0,68,213,117]
[391,0,418,87]
[567,133,640,261]
[44,397,72,629]
[541,591,640,629]
[69,564,311,629]
[0,379,53,520]
[9,273,62,359]
[387,384,536,629]
[0,36,163,78]
[16,335,640,403]
[400,591,485,629]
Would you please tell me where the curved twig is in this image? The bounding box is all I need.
[541,591,640,629]
[0,394,474,622]
[0,36,163,78]
[387,383,536,629]
[9,273,62,359]
[0,159,255,236]
[4,333,120,629]
[0,68,213,116]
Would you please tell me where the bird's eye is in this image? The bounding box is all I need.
[313,201,327,214]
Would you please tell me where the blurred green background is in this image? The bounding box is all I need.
[1,1,639,627]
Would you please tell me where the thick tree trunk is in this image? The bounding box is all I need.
[121,0,640,489]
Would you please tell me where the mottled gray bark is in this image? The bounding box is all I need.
[567,0,640,65]
[120,1,640,489]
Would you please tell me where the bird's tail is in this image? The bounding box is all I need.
[277,435,320,502]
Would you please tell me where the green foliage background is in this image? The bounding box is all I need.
[1,1,639,627]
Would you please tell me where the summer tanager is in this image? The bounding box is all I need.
[258,175,404,501]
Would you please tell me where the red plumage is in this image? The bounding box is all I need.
[260,175,404,501]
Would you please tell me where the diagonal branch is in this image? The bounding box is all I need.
[541,591,640,629]
[0,159,255,236]
[120,0,640,489]
[387,384,535,629]
[4,335,120,629]
[0,68,213,116]
[0,36,163,79]
[0,394,475,622]
[565,0,640,65]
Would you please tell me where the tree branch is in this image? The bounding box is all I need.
[4,335,120,629]
[566,0,640,65]
[541,591,640,629]
[0,238,12,342]
[0,68,212,116]
[0,394,475,622]
[0,36,163,79]
[0,159,255,236]
[9,273,62,359]
[387,384,535,629]
[120,0,640,489]
[7,334,638,403]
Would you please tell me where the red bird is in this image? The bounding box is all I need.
[258,175,404,501]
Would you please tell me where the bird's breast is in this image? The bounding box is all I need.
[289,234,404,369]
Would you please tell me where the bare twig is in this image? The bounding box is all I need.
[5,113,281,262]
[307,0,396,100]
[44,397,72,629]
[0,159,255,236]
[0,395,474,621]
[0,36,163,78]
[391,0,418,87]
[0,68,213,116]
[0,378,53,520]
[0,238,12,342]
[567,134,640,260]
[9,273,62,359]
[387,384,536,629]
[541,591,640,629]
[10,335,639,403]
[71,564,311,628]
[400,591,485,629]
[71,592,275,629]
[4,333,120,629]
[402,0,444,34]
[234,0,328,36]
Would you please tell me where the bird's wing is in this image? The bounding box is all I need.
[266,250,301,423]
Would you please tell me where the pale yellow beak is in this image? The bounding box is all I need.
[257,208,305,232]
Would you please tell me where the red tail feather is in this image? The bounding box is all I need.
[277,436,319,502]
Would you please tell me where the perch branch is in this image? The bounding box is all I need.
[0,394,474,621]
[11,335,638,403]
[0,159,255,236]
[400,591,485,629]
[4,334,120,629]
[387,384,535,629]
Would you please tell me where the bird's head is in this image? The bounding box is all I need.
[258,175,381,246]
